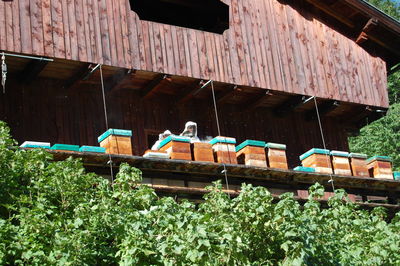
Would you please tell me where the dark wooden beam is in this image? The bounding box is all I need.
[64,63,96,89]
[273,95,307,117]
[304,0,355,28]
[356,18,379,44]
[242,90,273,112]
[305,100,340,121]
[213,85,238,106]
[19,60,49,84]
[140,74,167,99]
[105,69,135,94]
[176,80,205,105]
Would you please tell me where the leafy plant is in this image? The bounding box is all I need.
[0,120,399,265]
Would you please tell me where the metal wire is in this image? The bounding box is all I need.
[313,96,335,193]
[99,65,114,183]
[210,80,230,194]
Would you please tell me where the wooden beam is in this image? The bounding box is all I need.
[273,95,306,117]
[105,69,135,94]
[19,60,49,84]
[176,80,205,105]
[304,0,355,28]
[64,63,96,89]
[213,85,238,106]
[242,90,273,112]
[356,18,379,44]
[140,74,167,99]
[305,100,340,121]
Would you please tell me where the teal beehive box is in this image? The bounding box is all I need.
[50,144,80,152]
[294,166,316,173]
[394,172,400,181]
[20,141,51,149]
[79,146,106,153]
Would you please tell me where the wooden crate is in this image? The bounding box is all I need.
[98,129,133,155]
[192,142,214,162]
[349,153,369,177]
[236,140,267,167]
[300,148,333,174]
[158,135,192,160]
[210,136,237,164]
[331,151,352,176]
[266,143,288,169]
[366,156,393,179]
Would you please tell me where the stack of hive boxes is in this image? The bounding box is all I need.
[349,153,369,177]
[209,136,237,164]
[235,140,267,167]
[330,151,352,176]
[265,143,288,169]
[192,142,215,162]
[158,135,191,160]
[300,148,333,174]
[98,129,133,155]
[366,156,393,179]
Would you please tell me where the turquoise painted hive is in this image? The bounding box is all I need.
[20,141,51,149]
[98,129,133,143]
[236,140,266,152]
[265,143,287,150]
[394,172,400,181]
[330,150,350,157]
[349,153,368,159]
[299,148,330,161]
[294,166,316,173]
[158,135,191,149]
[50,144,80,152]
[366,156,392,164]
[209,136,236,145]
[79,146,106,153]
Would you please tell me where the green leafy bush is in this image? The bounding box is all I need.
[0,120,399,265]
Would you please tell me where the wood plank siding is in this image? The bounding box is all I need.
[0,0,389,107]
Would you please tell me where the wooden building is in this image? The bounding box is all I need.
[0,0,399,208]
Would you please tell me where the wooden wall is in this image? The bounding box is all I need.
[0,76,349,168]
[0,0,388,107]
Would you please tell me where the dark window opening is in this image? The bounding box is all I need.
[130,0,229,34]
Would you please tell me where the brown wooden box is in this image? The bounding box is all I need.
[266,143,288,170]
[367,157,393,179]
[100,135,132,155]
[236,146,267,167]
[159,140,192,161]
[331,151,352,176]
[214,148,238,164]
[192,143,215,162]
[350,157,369,177]
[301,154,333,174]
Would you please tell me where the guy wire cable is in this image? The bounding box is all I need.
[99,65,115,184]
[209,80,230,194]
[313,96,335,193]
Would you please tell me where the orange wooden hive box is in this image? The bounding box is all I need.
[236,140,267,167]
[265,143,288,169]
[158,135,192,160]
[192,142,215,162]
[330,151,352,176]
[209,136,237,164]
[366,156,393,179]
[349,153,369,177]
[299,148,333,174]
[98,129,133,155]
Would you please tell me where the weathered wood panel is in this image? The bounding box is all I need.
[0,0,389,107]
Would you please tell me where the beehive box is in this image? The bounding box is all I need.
[366,156,393,179]
[143,150,170,159]
[50,144,80,153]
[293,166,315,173]
[393,172,400,181]
[192,142,214,162]
[265,143,288,169]
[236,140,267,167]
[209,136,237,164]
[20,141,51,149]
[300,148,333,174]
[79,146,106,153]
[349,153,369,177]
[158,135,191,160]
[98,129,133,155]
[330,151,352,176]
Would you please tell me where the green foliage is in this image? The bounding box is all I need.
[349,103,400,171]
[0,120,399,265]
